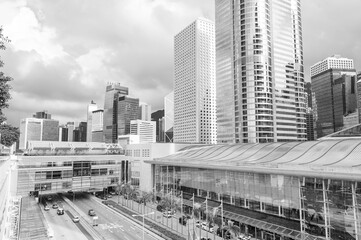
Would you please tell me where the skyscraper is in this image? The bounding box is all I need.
[139,103,151,121]
[103,83,129,143]
[164,91,174,142]
[216,0,306,143]
[174,17,217,144]
[311,55,357,137]
[86,101,98,142]
[117,96,140,136]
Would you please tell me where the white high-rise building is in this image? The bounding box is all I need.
[139,103,151,121]
[216,0,306,143]
[86,101,98,142]
[311,55,354,78]
[92,109,103,132]
[174,18,217,144]
[130,120,156,143]
[164,91,174,142]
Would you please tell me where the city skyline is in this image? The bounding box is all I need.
[1,0,361,127]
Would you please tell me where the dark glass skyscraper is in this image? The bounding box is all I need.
[216,0,306,143]
[103,83,129,143]
[116,96,140,136]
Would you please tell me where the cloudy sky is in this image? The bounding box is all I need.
[0,0,360,127]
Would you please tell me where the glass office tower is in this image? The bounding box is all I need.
[103,83,129,143]
[216,0,306,143]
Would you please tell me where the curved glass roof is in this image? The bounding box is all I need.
[149,139,361,180]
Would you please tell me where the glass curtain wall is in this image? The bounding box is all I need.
[155,165,361,240]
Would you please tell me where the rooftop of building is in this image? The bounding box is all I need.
[147,138,361,180]
[23,141,123,156]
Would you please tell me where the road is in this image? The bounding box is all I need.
[64,193,164,240]
[41,201,89,240]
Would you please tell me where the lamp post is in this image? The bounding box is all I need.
[132,212,154,240]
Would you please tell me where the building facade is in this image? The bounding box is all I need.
[130,120,156,143]
[19,118,59,149]
[216,0,306,144]
[117,96,140,136]
[148,139,361,240]
[103,83,129,143]
[164,91,174,142]
[86,101,98,142]
[140,103,152,121]
[311,55,354,78]
[174,17,217,144]
[311,56,357,138]
[125,143,192,192]
[14,141,128,197]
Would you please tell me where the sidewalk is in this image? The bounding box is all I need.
[18,196,48,240]
[103,195,226,240]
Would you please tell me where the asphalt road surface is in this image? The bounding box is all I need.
[66,193,164,240]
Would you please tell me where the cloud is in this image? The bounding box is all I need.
[2,0,360,129]
[0,0,215,126]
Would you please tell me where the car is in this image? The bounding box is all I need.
[57,208,64,215]
[72,216,80,223]
[162,210,174,218]
[47,196,53,201]
[107,194,112,198]
[216,228,231,239]
[44,205,50,211]
[201,222,214,233]
[88,209,96,216]
[179,215,191,225]
[52,203,58,209]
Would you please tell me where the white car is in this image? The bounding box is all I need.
[162,210,174,218]
[201,222,214,233]
[72,216,80,223]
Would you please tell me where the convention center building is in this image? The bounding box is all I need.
[12,141,128,197]
[148,138,361,240]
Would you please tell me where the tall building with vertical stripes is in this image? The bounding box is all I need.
[216,0,306,143]
[174,18,217,144]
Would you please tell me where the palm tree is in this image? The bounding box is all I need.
[206,207,222,240]
[138,191,154,214]
[193,202,204,238]
[223,220,241,239]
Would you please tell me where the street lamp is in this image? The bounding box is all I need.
[132,212,154,240]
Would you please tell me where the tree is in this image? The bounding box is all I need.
[223,220,241,239]
[206,207,223,240]
[0,124,19,147]
[0,26,19,147]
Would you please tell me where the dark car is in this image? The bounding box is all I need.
[216,228,231,239]
[88,209,96,216]
[179,215,191,225]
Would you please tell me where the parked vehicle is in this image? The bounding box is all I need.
[162,210,174,218]
[52,203,58,209]
[179,215,191,225]
[44,205,50,211]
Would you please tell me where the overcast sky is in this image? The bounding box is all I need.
[1,0,361,127]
